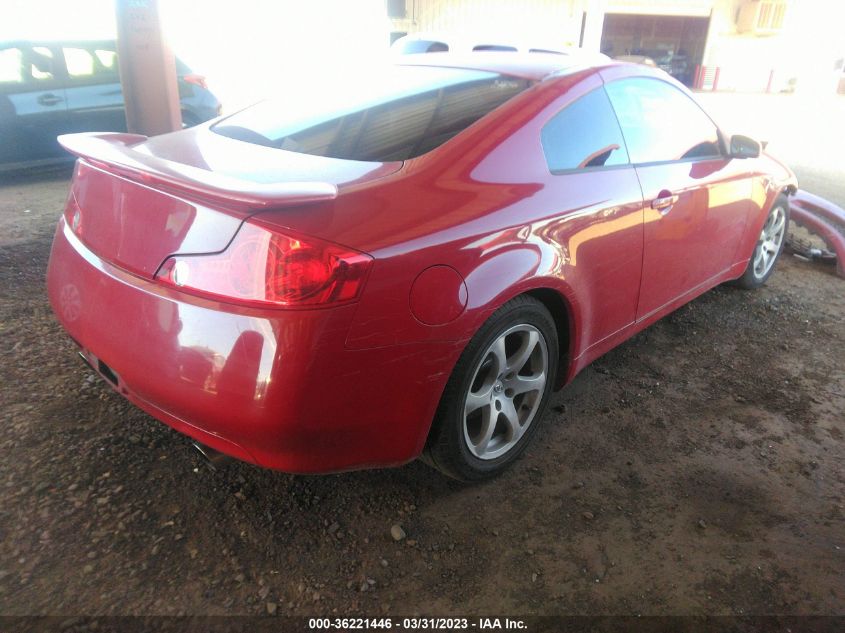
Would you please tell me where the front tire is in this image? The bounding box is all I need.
[732,194,789,289]
[424,295,559,481]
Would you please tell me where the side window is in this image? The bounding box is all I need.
[0,48,24,85]
[540,87,629,172]
[0,46,58,87]
[62,46,119,82]
[63,47,96,79]
[93,48,119,76]
[605,78,721,164]
[28,47,56,81]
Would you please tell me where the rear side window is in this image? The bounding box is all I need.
[605,77,721,164]
[213,66,531,162]
[62,46,119,81]
[541,87,629,172]
[93,49,119,74]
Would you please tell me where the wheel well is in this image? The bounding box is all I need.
[526,288,572,384]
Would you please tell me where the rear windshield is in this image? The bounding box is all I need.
[212,66,531,162]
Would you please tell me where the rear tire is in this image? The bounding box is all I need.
[424,295,559,481]
[731,194,789,290]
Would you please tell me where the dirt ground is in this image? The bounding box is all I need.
[1,97,844,618]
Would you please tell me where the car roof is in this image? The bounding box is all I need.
[394,51,608,81]
[393,32,596,53]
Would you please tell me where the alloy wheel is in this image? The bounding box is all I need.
[753,205,786,279]
[463,324,549,460]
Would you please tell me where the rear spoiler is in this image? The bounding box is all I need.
[58,132,338,210]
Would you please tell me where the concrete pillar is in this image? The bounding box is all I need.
[580,0,606,52]
[115,0,181,135]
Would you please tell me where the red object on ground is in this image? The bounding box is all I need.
[792,189,845,228]
[45,57,797,473]
[790,204,845,279]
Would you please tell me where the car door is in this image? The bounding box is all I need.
[60,43,127,134]
[538,83,645,351]
[604,77,752,320]
[0,43,68,166]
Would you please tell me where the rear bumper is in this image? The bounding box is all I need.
[47,219,463,473]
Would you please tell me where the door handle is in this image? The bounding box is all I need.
[37,93,63,106]
[651,191,678,214]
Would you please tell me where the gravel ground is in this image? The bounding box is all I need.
[1,94,844,617]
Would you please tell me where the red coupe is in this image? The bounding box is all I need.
[46,54,796,480]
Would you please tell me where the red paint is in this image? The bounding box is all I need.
[46,60,797,473]
[410,266,468,326]
[791,189,845,228]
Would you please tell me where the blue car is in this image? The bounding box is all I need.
[0,39,222,171]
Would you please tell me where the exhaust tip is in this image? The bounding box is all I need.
[191,441,231,470]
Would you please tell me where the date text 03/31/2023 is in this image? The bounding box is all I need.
[307,617,528,630]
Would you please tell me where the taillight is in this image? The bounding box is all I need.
[64,190,83,236]
[155,222,373,308]
[182,74,208,90]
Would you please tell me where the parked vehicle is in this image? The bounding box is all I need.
[613,54,657,68]
[625,48,691,84]
[0,39,221,171]
[391,32,610,63]
[46,54,796,480]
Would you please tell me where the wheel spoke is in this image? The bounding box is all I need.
[465,389,491,415]
[762,214,774,234]
[510,372,545,396]
[754,244,766,268]
[500,398,521,441]
[490,336,508,375]
[507,330,539,374]
[770,211,785,238]
[473,406,496,454]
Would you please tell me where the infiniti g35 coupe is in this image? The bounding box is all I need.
[46,54,796,480]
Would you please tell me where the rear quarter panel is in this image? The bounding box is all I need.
[254,68,646,384]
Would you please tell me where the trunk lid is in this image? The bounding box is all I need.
[60,131,400,279]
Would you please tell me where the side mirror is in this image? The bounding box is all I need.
[729,134,761,159]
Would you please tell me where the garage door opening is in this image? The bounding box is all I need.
[601,14,710,87]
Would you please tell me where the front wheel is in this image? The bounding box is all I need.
[423,295,559,481]
[732,194,789,289]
